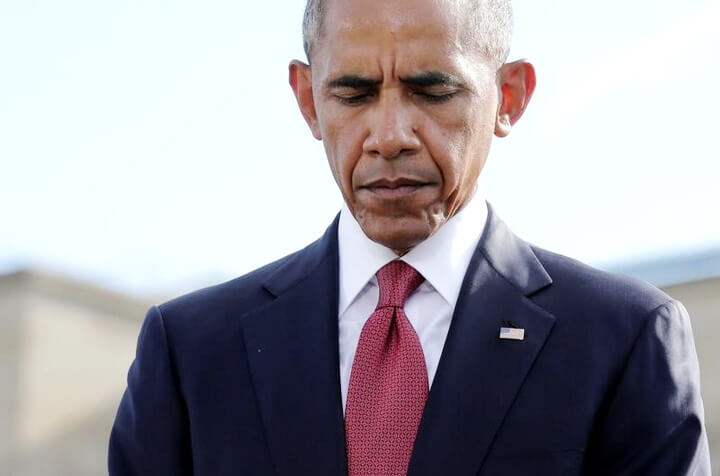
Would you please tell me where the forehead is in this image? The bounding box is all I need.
[323,0,464,36]
[314,0,484,77]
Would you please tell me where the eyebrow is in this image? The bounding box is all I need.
[325,71,464,90]
[400,71,465,88]
[326,75,382,89]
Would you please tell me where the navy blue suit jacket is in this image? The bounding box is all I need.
[109,207,710,475]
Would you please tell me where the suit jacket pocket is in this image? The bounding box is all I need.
[479,449,584,476]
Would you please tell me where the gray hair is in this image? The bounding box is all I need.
[302,0,513,67]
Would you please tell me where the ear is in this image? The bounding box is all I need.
[289,60,322,140]
[494,60,536,137]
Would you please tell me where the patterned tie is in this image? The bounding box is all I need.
[345,260,428,476]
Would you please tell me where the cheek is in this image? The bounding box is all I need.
[465,105,498,174]
[421,105,494,195]
[320,113,367,199]
[427,131,465,192]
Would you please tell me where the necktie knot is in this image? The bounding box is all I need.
[376,260,424,309]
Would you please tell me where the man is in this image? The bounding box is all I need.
[109,0,711,474]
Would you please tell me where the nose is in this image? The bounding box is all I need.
[362,91,421,159]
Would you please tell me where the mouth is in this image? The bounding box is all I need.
[359,178,434,200]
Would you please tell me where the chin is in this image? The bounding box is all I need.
[358,215,434,253]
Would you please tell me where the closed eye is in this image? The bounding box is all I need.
[335,93,375,105]
[413,91,458,103]
[332,89,457,105]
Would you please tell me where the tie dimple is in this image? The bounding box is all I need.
[345,260,428,476]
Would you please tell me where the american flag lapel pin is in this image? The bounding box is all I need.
[499,321,525,341]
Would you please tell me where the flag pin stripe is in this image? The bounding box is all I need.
[499,327,525,341]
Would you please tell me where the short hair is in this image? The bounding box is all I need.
[302,0,513,67]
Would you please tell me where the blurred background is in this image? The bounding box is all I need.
[1,0,718,474]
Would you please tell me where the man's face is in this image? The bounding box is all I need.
[291,0,533,253]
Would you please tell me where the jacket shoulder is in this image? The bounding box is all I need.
[156,235,327,332]
[159,253,286,318]
[530,246,673,319]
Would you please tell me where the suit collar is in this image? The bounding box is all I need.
[478,203,552,296]
[262,214,340,297]
[261,202,550,300]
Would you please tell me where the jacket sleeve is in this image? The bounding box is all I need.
[108,306,193,475]
[587,300,711,475]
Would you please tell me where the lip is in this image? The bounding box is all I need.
[359,178,434,200]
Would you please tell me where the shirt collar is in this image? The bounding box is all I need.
[338,191,487,314]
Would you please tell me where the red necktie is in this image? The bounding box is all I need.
[345,260,428,476]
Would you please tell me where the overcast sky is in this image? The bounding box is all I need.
[1,0,718,297]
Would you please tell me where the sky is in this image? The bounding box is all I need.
[1,0,719,297]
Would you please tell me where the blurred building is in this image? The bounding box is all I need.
[0,270,148,476]
[0,250,718,475]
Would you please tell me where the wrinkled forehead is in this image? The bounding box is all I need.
[313,0,484,79]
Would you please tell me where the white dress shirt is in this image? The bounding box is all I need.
[337,192,488,410]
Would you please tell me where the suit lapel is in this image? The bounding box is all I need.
[409,206,556,476]
[240,218,347,476]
